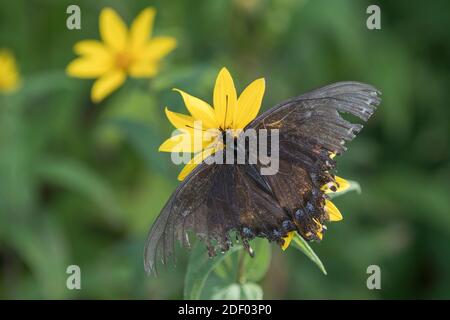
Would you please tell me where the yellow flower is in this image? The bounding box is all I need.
[0,49,20,93]
[159,67,265,181]
[66,7,176,103]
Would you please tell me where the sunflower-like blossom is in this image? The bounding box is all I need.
[159,67,265,180]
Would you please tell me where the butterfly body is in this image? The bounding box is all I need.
[145,81,381,274]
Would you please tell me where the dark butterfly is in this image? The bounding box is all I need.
[144,81,381,274]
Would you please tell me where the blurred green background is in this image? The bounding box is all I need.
[1,0,449,299]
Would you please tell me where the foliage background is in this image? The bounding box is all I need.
[0,0,449,299]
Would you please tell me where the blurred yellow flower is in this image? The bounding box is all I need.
[66,7,176,103]
[159,67,265,181]
[0,49,20,93]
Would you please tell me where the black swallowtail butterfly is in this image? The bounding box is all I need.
[144,81,381,274]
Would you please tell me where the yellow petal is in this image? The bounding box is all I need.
[99,8,128,52]
[165,108,195,129]
[312,218,324,240]
[129,7,156,52]
[159,134,186,152]
[174,89,218,128]
[177,146,218,181]
[316,231,323,240]
[213,67,237,129]
[334,176,350,193]
[234,78,265,129]
[325,199,343,221]
[158,133,200,153]
[91,70,126,103]
[281,231,295,251]
[128,62,158,78]
[141,37,177,61]
[66,56,112,78]
[321,175,351,194]
[74,40,110,57]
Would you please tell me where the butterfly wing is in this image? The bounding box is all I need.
[144,155,289,274]
[245,81,381,239]
[144,161,215,274]
[247,81,380,151]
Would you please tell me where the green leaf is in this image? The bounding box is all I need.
[242,238,271,282]
[291,233,327,275]
[211,283,241,300]
[184,242,243,300]
[211,283,263,300]
[329,180,361,199]
[240,283,264,300]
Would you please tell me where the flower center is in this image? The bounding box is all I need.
[115,52,133,70]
